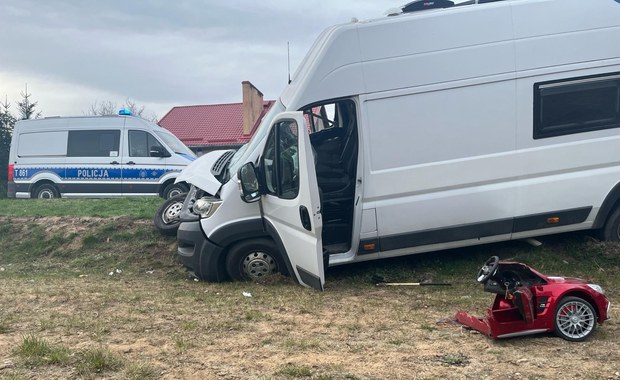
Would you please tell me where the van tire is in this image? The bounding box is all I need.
[602,207,620,242]
[34,184,60,199]
[225,238,286,281]
[153,193,186,236]
[163,183,188,199]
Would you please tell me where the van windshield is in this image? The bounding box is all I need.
[226,100,285,180]
[155,129,196,158]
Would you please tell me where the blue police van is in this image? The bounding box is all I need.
[7,111,196,199]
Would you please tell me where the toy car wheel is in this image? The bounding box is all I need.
[153,193,186,236]
[34,183,60,199]
[554,296,597,342]
[225,238,287,281]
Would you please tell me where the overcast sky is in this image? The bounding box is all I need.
[0,1,400,120]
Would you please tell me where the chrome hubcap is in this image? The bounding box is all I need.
[162,202,183,224]
[242,251,277,279]
[556,301,595,339]
[38,190,54,199]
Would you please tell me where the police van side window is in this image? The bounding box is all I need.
[67,130,120,157]
[534,72,620,139]
[129,130,164,157]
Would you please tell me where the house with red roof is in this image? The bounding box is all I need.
[159,81,275,155]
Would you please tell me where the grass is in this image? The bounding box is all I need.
[0,197,161,218]
[0,199,619,379]
[13,336,71,366]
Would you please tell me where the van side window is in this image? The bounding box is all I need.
[534,73,620,139]
[262,120,299,200]
[129,130,164,157]
[67,130,120,157]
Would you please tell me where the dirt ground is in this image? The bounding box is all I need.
[0,217,619,379]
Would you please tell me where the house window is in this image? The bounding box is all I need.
[67,130,120,157]
[534,73,620,139]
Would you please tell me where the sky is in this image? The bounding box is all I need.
[0,0,401,121]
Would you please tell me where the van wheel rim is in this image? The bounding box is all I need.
[38,190,54,199]
[556,301,595,339]
[242,251,277,279]
[168,188,183,198]
[162,202,183,224]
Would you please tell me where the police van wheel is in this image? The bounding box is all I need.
[225,238,287,281]
[153,193,186,236]
[602,207,620,242]
[35,184,60,199]
[163,183,188,199]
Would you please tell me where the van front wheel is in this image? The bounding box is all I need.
[34,184,60,199]
[225,239,286,281]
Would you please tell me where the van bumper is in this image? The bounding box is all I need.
[177,220,227,282]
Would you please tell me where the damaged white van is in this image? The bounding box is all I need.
[176,0,620,290]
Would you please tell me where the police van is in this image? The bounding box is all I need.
[7,111,196,199]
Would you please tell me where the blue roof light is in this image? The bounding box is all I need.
[118,109,132,116]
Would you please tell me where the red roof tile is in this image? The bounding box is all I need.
[159,100,275,148]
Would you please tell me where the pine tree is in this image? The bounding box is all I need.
[17,84,42,120]
[0,96,16,198]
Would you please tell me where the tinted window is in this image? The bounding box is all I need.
[67,130,120,157]
[129,130,164,157]
[534,73,620,139]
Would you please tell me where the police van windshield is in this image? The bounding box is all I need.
[226,100,285,180]
[155,129,196,157]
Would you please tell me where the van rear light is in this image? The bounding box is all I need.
[8,164,14,182]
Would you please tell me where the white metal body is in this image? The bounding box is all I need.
[181,0,620,288]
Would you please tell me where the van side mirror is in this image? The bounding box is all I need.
[238,162,261,203]
[150,146,171,158]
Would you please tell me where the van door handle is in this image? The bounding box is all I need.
[299,205,312,231]
[126,161,136,165]
[110,161,120,165]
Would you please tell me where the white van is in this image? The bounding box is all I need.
[175,0,620,290]
[7,112,196,199]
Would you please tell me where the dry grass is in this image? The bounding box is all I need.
[0,216,619,379]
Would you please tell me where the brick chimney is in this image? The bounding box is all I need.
[242,81,264,136]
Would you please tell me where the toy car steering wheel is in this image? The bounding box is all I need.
[477,256,500,283]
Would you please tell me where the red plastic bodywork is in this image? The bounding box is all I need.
[456,261,611,339]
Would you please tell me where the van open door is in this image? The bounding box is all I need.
[238,112,325,290]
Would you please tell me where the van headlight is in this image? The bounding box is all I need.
[192,197,222,219]
[587,284,605,295]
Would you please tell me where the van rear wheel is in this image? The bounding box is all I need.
[602,207,620,242]
[34,184,60,199]
[225,238,286,281]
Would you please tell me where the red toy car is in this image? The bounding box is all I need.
[456,256,611,341]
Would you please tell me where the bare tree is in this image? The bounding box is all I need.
[86,98,158,122]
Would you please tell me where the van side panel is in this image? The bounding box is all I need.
[362,79,517,245]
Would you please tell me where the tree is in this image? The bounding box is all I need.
[0,96,16,198]
[17,84,42,120]
[87,98,157,122]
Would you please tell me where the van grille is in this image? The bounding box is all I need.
[211,150,236,177]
